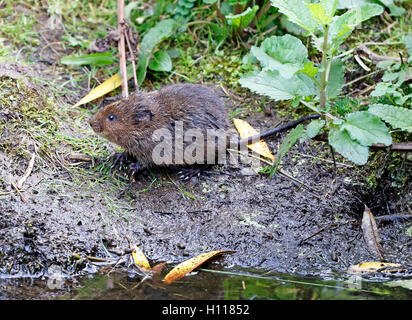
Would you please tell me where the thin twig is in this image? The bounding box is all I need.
[329,145,337,177]
[313,135,412,152]
[11,182,27,203]
[299,224,335,244]
[353,83,377,97]
[299,100,338,121]
[354,54,371,72]
[117,0,128,98]
[123,22,138,90]
[220,84,245,102]
[335,48,355,60]
[66,153,92,162]
[343,69,382,87]
[363,41,403,46]
[17,153,36,189]
[260,25,278,38]
[358,44,401,63]
[39,33,61,57]
[226,148,321,195]
[289,151,353,168]
[382,21,397,35]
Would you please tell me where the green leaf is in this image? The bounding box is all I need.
[321,0,338,17]
[299,61,319,79]
[307,3,332,25]
[379,0,405,16]
[368,104,412,133]
[226,5,259,29]
[60,52,115,66]
[270,124,304,177]
[242,52,259,65]
[328,4,383,52]
[210,23,229,43]
[328,128,369,165]
[270,0,319,33]
[404,33,412,56]
[382,70,402,82]
[340,111,392,146]
[280,15,308,36]
[136,19,178,85]
[327,58,344,99]
[376,60,396,69]
[306,119,325,138]
[250,35,308,78]
[332,97,358,115]
[125,2,139,25]
[239,70,318,101]
[370,82,393,97]
[337,0,369,9]
[338,0,403,17]
[148,50,172,72]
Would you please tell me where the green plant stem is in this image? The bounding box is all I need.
[319,24,329,110]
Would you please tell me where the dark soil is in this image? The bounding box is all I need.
[0,62,411,282]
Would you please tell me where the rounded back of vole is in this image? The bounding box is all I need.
[90,83,229,166]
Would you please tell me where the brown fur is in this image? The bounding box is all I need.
[89,84,230,167]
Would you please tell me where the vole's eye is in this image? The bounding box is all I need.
[107,114,117,122]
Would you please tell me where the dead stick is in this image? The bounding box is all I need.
[67,153,92,162]
[11,182,27,203]
[117,0,128,98]
[343,69,382,88]
[358,44,401,64]
[314,134,412,152]
[17,153,35,189]
[371,142,412,151]
[123,22,138,90]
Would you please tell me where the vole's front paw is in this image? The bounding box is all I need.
[110,152,134,170]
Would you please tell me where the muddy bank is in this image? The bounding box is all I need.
[0,65,411,280]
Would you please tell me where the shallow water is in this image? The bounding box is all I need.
[1,268,411,300]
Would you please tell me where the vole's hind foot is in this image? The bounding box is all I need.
[177,165,211,181]
[128,162,142,181]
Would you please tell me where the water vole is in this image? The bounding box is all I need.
[89,83,230,168]
[90,83,319,171]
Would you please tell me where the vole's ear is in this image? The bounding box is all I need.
[134,109,154,123]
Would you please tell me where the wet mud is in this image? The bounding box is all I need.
[0,64,411,283]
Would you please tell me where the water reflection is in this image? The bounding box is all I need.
[1,268,411,300]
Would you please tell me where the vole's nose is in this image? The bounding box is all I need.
[89,116,103,133]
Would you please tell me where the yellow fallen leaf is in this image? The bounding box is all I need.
[73,73,122,107]
[347,262,403,274]
[164,250,235,284]
[130,244,151,270]
[73,63,135,107]
[233,118,275,161]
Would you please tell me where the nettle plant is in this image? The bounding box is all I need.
[370,32,412,109]
[239,0,409,165]
[367,49,412,134]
